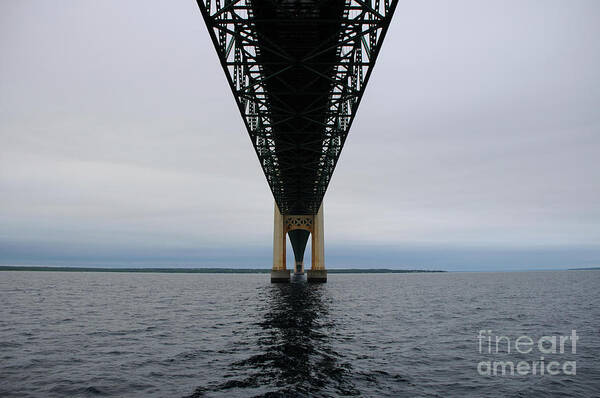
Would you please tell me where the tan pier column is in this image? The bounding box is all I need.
[308,203,327,282]
[271,202,290,282]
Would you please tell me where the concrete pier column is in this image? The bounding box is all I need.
[308,203,327,282]
[271,203,290,282]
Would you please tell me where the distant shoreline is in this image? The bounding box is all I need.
[0,265,445,274]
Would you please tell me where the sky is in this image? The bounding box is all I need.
[1,0,599,271]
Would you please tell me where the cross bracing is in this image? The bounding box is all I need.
[197,0,398,215]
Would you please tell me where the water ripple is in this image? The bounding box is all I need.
[0,271,599,397]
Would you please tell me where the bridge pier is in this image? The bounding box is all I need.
[270,202,327,283]
[307,204,327,283]
[271,203,290,283]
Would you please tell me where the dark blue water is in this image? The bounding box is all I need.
[1,270,599,397]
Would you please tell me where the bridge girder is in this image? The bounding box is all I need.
[197,0,398,215]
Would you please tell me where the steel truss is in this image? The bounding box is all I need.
[197,0,398,214]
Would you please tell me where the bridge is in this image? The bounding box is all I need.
[197,0,398,282]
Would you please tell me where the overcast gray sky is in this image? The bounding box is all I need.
[1,0,599,270]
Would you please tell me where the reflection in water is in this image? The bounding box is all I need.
[188,277,358,397]
[6,272,598,397]
[240,278,357,396]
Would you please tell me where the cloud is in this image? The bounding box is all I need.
[1,0,599,269]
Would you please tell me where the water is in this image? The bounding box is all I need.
[1,270,599,397]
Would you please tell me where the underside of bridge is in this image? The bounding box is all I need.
[197,0,398,281]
